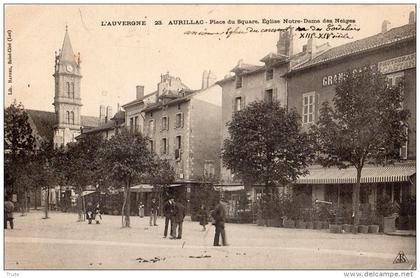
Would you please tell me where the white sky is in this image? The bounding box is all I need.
[4,4,415,117]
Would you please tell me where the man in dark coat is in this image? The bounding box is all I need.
[211,198,228,246]
[4,196,14,229]
[162,197,175,238]
[149,197,159,226]
[171,201,186,239]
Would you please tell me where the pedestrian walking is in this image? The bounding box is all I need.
[211,197,228,246]
[94,204,102,224]
[86,202,94,224]
[162,197,175,238]
[138,201,145,218]
[149,197,159,226]
[171,200,186,239]
[198,204,208,231]
[4,196,15,229]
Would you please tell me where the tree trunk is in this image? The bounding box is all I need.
[352,167,362,228]
[34,186,38,210]
[24,190,29,213]
[125,182,131,227]
[44,187,50,219]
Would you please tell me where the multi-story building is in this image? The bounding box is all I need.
[77,106,125,140]
[216,28,330,206]
[121,72,222,214]
[286,13,416,223]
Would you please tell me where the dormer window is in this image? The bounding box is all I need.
[235,76,243,89]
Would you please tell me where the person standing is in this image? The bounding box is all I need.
[171,200,186,239]
[163,197,175,238]
[94,204,102,224]
[199,204,208,231]
[211,198,228,246]
[138,201,145,218]
[4,196,15,229]
[149,197,159,226]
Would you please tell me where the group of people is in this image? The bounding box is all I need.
[158,196,228,246]
[86,203,102,224]
[162,197,186,239]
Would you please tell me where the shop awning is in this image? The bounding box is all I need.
[81,191,96,196]
[130,184,154,192]
[168,184,183,187]
[214,185,245,192]
[296,165,416,185]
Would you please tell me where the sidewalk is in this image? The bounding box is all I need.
[4,211,416,269]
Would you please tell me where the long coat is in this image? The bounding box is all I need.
[173,202,186,223]
[163,201,175,218]
[212,203,226,225]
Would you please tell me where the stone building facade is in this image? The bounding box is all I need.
[286,15,416,222]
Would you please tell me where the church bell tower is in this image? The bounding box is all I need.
[53,26,82,148]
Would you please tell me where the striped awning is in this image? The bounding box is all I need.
[296,165,416,185]
[130,184,154,192]
[214,185,245,192]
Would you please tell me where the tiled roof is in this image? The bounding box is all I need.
[81,115,99,128]
[122,91,157,108]
[82,120,117,134]
[292,23,416,72]
[27,110,56,143]
[26,109,99,142]
[111,110,125,121]
[143,89,202,112]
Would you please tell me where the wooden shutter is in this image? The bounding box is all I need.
[181,113,184,127]
[241,96,246,109]
[273,88,278,102]
[167,116,170,130]
[315,93,319,122]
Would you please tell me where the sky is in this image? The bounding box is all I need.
[4,4,415,117]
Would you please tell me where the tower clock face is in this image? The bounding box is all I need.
[66,64,73,72]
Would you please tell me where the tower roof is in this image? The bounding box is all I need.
[60,26,76,64]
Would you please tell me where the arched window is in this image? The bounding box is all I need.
[66,82,71,98]
[71,83,75,98]
[66,111,70,124]
[71,111,75,125]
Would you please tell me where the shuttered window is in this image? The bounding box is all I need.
[302,92,316,124]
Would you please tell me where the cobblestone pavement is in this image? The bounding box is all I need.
[4,210,416,270]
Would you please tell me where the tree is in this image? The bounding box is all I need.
[99,130,154,227]
[312,67,410,227]
[4,101,35,210]
[222,100,313,191]
[59,134,105,220]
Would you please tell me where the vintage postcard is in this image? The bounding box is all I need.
[3,3,417,273]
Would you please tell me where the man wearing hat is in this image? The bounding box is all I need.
[211,196,228,246]
[162,197,175,238]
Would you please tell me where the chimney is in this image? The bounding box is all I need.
[409,11,415,24]
[288,27,294,57]
[99,105,106,124]
[207,70,217,88]
[106,106,112,123]
[276,28,293,57]
[136,85,144,100]
[307,38,314,60]
[201,70,209,89]
[381,20,391,33]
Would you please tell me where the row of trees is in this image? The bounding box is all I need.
[5,67,409,228]
[5,102,175,227]
[222,67,410,226]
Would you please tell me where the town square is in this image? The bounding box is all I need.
[3,4,417,272]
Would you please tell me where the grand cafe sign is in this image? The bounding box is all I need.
[322,53,416,87]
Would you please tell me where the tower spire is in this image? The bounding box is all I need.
[59,25,76,63]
